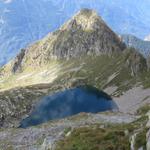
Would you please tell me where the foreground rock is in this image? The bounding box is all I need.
[147,130,150,150]
[0,112,138,150]
[147,111,150,150]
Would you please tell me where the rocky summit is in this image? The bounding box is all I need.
[0,9,149,150]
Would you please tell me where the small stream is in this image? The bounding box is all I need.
[20,86,118,128]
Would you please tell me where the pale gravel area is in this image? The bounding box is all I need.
[113,86,150,114]
[104,86,118,95]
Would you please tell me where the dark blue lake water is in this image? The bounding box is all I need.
[20,86,118,128]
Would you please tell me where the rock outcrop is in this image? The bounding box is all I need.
[123,48,147,76]
[146,111,150,150]
[11,49,26,73]
[147,130,150,150]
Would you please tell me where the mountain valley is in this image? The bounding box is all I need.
[0,8,149,150]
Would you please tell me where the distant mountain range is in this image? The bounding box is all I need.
[0,0,150,65]
[145,35,150,41]
[121,34,150,57]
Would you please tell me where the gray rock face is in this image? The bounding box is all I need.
[41,136,59,150]
[147,130,150,150]
[51,9,125,58]
[11,49,26,73]
[147,111,150,150]
[125,48,147,76]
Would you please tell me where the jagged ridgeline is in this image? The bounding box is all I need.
[0,9,148,92]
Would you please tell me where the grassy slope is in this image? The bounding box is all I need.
[57,126,130,150]
[56,105,150,150]
[0,49,148,94]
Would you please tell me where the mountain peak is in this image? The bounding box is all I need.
[77,8,96,17]
[75,8,99,21]
[3,9,126,74]
[61,8,104,31]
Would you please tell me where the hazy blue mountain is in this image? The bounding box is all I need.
[0,0,150,65]
[145,35,150,41]
[121,34,150,57]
